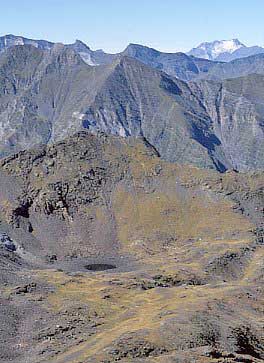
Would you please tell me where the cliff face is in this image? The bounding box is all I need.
[0,44,111,156]
[191,74,264,171]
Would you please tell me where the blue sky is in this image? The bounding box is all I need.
[1,0,264,53]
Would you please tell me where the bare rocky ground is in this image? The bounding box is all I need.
[0,132,263,363]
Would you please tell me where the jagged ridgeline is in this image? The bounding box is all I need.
[0,37,263,171]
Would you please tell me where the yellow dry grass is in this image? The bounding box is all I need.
[36,265,250,363]
[112,183,253,257]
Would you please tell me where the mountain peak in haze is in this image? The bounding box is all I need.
[0,33,53,51]
[188,39,245,60]
[71,39,91,51]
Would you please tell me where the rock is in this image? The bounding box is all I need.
[45,254,57,263]
[0,233,16,252]
[13,283,37,295]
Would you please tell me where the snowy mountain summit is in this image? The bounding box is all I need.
[188,39,245,61]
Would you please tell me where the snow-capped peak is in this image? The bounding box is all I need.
[188,39,246,60]
[205,39,244,58]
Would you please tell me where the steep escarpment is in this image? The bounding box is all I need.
[0,44,116,157]
[191,74,264,171]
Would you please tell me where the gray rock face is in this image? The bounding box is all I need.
[0,233,16,251]
[0,44,263,172]
[80,57,264,172]
[198,53,264,80]
[0,34,115,67]
[65,39,116,66]
[0,34,53,51]
[85,56,226,170]
[191,74,264,171]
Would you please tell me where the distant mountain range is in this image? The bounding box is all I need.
[1,34,264,65]
[1,34,263,83]
[0,34,263,172]
[0,34,219,81]
[0,34,114,66]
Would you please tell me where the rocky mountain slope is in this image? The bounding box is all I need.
[0,44,263,172]
[121,43,220,81]
[0,131,263,363]
[0,34,114,67]
[223,45,264,62]
[191,74,264,170]
[0,34,54,51]
[198,53,264,80]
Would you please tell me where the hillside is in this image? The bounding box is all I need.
[0,132,263,363]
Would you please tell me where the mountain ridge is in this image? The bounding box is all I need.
[0,34,221,81]
[0,44,263,172]
[2,34,264,80]
[2,34,264,66]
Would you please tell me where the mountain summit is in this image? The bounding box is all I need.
[188,38,264,61]
[188,39,245,60]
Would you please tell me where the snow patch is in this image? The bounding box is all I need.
[119,126,127,137]
[78,52,98,66]
[72,111,86,120]
[211,40,243,58]
[188,39,245,60]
